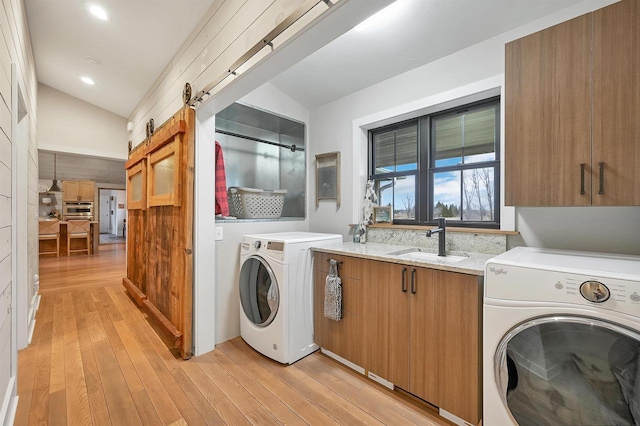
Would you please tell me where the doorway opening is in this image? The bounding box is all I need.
[98,188,126,244]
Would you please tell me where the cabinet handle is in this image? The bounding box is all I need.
[401,268,407,292]
[411,269,416,294]
[598,162,605,195]
[580,163,585,195]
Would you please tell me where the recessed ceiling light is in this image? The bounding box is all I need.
[80,76,95,85]
[85,3,109,21]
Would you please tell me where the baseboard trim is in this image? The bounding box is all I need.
[0,376,17,426]
[27,319,36,346]
[320,348,366,374]
[440,408,474,426]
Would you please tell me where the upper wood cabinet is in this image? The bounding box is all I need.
[592,0,640,206]
[505,0,640,206]
[505,14,591,206]
[62,180,94,202]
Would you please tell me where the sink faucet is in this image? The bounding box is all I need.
[426,218,446,257]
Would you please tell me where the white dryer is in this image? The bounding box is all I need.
[239,232,342,364]
[484,247,640,426]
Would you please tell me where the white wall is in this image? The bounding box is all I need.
[93,182,127,231]
[0,0,38,423]
[307,0,639,255]
[37,83,128,160]
[112,190,126,236]
[189,0,394,354]
[214,82,310,344]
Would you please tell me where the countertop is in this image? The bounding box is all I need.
[312,242,495,276]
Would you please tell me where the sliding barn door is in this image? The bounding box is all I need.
[123,107,195,359]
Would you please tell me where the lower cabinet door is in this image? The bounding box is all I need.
[437,271,481,425]
[408,267,440,406]
[363,261,410,389]
[313,253,364,365]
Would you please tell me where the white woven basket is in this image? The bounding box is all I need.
[227,187,287,219]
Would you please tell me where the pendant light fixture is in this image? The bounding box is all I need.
[48,153,61,192]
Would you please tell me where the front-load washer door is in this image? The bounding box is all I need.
[239,256,279,327]
[494,315,640,426]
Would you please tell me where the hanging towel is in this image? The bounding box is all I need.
[215,141,229,216]
[324,260,342,321]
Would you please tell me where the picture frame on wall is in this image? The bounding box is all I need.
[373,206,392,223]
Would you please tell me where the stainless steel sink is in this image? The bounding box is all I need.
[387,248,467,264]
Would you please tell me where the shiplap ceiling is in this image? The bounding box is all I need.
[25,0,214,118]
[270,0,584,109]
[38,151,125,185]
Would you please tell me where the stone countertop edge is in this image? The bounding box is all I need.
[311,242,495,276]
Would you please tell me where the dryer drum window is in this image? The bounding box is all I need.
[239,256,279,327]
[494,316,640,426]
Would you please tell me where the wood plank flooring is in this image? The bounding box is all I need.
[17,245,448,425]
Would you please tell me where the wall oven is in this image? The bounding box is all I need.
[63,201,93,221]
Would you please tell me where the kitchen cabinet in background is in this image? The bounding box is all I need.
[62,180,94,202]
[505,0,640,206]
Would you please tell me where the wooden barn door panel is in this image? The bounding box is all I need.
[123,107,194,359]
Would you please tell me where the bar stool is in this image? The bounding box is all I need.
[39,221,60,257]
[67,220,91,255]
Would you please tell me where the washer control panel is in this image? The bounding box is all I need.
[241,237,286,261]
[486,263,640,319]
[579,281,610,303]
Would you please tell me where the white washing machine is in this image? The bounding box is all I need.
[239,232,342,364]
[484,246,640,426]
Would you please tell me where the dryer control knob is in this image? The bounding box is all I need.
[254,241,262,249]
[580,280,610,303]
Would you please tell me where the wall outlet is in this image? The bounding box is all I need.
[215,226,223,241]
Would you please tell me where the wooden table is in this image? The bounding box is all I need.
[39,220,100,256]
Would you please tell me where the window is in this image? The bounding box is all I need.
[369,97,500,227]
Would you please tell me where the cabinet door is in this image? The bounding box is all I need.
[505,14,592,206]
[62,181,78,202]
[78,181,94,201]
[362,261,410,390]
[408,267,439,406]
[593,0,640,206]
[437,271,481,426]
[313,252,364,366]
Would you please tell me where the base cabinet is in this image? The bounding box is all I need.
[314,252,481,426]
[313,252,364,366]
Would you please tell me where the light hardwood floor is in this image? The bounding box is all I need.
[17,245,448,425]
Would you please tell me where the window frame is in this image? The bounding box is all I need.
[369,118,421,221]
[369,96,501,228]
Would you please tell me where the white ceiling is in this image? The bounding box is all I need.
[25,0,214,118]
[24,0,585,119]
[270,0,583,110]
